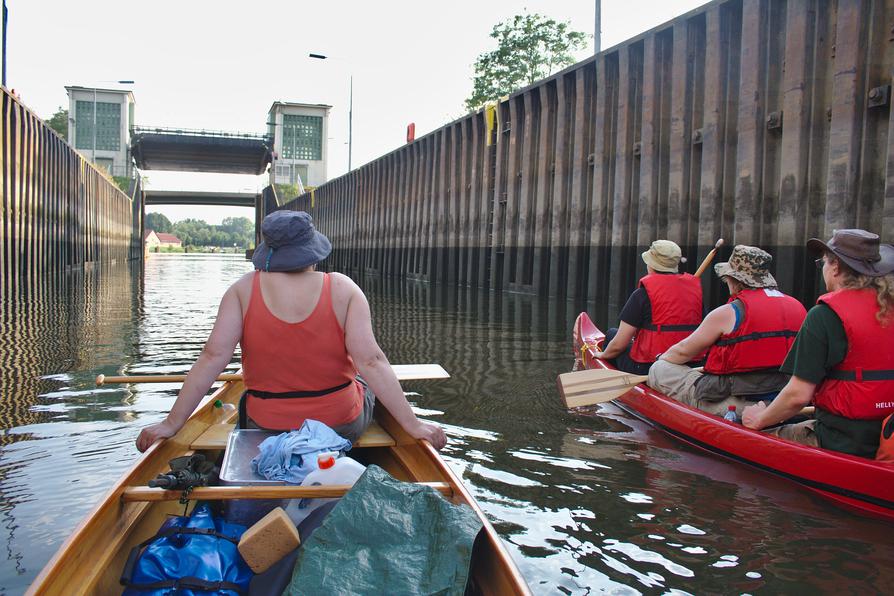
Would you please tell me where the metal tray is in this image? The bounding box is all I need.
[219,429,287,486]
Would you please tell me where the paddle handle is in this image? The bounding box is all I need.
[96,373,242,385]
[694,238,724,278]
[96,364,450,385]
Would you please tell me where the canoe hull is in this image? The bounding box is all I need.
[572,312,894,522]
[29,379,530,595]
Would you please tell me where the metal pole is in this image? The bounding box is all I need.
[92,86,97,164]
[348,75,353,171]
[594,0,601,53]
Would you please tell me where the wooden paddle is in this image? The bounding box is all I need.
[96,363,450,385]
[693,238,724,278]
[557,368,649,408]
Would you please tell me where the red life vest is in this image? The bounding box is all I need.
[629,273,703,363]
[704,288,806,374]
[878,413,894,462]
[814,289,894,420]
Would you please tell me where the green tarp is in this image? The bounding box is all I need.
[287,464,483,595]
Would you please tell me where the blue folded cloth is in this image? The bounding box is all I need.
[251,420,352,484]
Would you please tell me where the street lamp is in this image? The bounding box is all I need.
[309,53,352,171]
[91,80,134,168]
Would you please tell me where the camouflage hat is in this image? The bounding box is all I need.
[714,245,777,288]
[642,240,686,273]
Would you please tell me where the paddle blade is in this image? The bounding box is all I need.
[557,369,649,408]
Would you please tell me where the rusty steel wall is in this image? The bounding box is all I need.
[281,0,894,318]
[1,87,142,299]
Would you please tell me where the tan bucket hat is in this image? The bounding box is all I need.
[714,245,777,289]
[642,240,686,273]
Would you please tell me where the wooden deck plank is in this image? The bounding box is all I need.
[190,419,397,451]
[122,482,453,502]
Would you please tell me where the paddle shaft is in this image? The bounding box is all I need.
[693,238,724,278]
[97,363,449,385]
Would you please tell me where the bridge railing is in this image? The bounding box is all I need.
[275,0,894,320]
[1,86,141,298]
[131,125,272,142]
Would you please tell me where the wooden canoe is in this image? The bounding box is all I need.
[29,377,531,595]
[571,311,894,522]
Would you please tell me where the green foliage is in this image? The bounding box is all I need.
[45,107,68,140]
[112,176,131,193]
[145,212,174,234]
[465,13,588,112]
[171,216,255,249]
[275,183,303,202]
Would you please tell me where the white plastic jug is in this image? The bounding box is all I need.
[285,451,365,526]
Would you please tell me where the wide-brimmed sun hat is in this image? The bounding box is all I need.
[641,240,686,273]
[806,228,894,277]
[251,210,331,272]
[714,245,777,289]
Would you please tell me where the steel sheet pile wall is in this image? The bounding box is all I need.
[283,0,894,316]
[1,87,140,299]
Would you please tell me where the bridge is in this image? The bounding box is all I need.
[130,126,273,175]
[143,190,261,208]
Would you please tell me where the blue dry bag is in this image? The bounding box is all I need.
[121,503,253,595]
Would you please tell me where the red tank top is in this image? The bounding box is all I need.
[241,272,362,430]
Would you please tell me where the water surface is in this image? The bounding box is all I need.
[0,254,891,594]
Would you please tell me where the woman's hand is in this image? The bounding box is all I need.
[136,419,180,452]
[408,420,448,450]
[742,401,767,429]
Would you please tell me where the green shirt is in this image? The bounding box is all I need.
[779,304,848,383]
[782,303,882,457]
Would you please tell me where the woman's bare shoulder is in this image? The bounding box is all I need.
[328,271,361,294]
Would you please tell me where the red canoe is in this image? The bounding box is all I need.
[571,311,894,522]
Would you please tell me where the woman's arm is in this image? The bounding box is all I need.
[341,282,447,450]
[135,284,244,452]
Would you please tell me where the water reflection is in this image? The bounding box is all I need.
[0,257,892,593]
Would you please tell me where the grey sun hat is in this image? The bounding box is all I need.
[251,210,331,272]
[641,240,687,273]
[806,229,894,277]
[714,245,777,289]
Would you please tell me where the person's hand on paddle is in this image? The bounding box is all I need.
[136,419,180,452]
[409,420,448,450]
[742,401,767,429]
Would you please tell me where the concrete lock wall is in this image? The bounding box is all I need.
[1,86,142,299]
[278,0,894,320]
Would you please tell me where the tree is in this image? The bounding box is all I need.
[465,13,588,112]
[146,212,173,234]
[45,107,68,140]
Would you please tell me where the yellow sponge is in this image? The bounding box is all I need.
[237,507,301,573]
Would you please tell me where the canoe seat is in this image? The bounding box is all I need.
[190,420,396,451]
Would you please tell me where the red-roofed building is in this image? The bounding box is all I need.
[144,229,183,250]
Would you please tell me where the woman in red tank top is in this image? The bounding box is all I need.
[136,211,447,452]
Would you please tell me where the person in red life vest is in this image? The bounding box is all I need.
[743,229,894,458]
[648,245,807,417]
[136,210,447,452]
[593,240,704,375]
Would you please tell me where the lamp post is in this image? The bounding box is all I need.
[309,53,352,171]
[91,80,134,167]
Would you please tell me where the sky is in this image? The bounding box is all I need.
[8,0,709,224]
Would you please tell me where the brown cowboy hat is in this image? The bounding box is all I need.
[807,229,894,277]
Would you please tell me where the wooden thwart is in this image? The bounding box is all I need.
[557,369,649,408]
[189,420,397,451]
[122,482,453,502]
